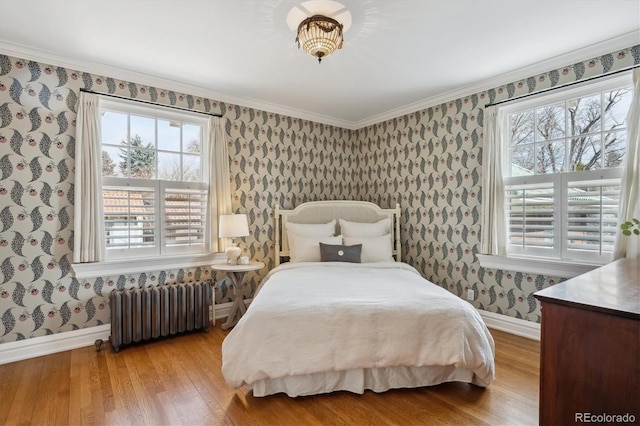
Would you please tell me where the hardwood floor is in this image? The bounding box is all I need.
[1,322,540,425]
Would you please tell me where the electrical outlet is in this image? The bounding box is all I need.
[467,289,475,300]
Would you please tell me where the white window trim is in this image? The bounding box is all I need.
[477,254,600,278]
[498,74,632,116]
[72,97,219,278]
[100,98,206,123]
[102,99,209,258]
[479,72,632,276]
[72,252,227,279]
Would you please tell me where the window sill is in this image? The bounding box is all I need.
[72,252,227,279]
[477,254,602,278]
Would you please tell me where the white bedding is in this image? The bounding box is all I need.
[221,262,495,396]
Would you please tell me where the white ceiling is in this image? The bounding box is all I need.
[0,0,639,129]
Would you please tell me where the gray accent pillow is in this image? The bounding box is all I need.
[319,243,362,263]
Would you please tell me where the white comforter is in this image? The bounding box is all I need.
[221,262,495,391]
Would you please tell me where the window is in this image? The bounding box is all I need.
[100,99,209,259]
[502,74,632,264]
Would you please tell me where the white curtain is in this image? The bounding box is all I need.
[73,92,105,263]
[613,68,640,260]
[480,106,507,256]
[206,116,233,252]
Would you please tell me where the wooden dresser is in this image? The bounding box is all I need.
[534,258,640,426]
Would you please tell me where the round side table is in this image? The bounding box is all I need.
[212,261,265,330]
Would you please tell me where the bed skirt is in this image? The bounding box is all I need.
[250,365,483,397]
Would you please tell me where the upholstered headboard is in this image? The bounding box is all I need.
[274,200,401,266]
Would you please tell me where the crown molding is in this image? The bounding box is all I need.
[1,31,638,131]
[353,30,640,129]
[0,40,355,130]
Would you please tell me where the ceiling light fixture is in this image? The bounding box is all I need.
[295,15,344,64]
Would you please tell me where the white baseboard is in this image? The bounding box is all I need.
[0,299,253,365]
[478,310,540,341]
[212,299,252,321]
[0,324,111,365]
[1,300,533,364]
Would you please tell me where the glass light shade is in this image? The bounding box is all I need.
[296,15,344,63]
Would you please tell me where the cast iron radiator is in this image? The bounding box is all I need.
[108,281,212,352]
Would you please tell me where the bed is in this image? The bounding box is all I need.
[221,200,495,397]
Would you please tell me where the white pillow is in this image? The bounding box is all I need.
[290,235,343,263]
[343,234,394,263]
[286,220,336,260]
[339,218,390,237]
[286,219,336,237]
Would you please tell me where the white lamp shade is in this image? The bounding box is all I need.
[219,214,250,238]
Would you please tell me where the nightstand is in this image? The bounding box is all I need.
[212,261,265,330]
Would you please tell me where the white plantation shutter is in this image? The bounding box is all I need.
[565,172,621,261]
[506,178,558,257]
[164,185,207,254]
[505,169,621,263]
[103,183,156,257]
[103,179,208,257]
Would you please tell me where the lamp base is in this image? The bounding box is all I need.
[225,244,242,265]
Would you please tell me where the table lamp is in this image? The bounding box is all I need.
[219,214,250,265]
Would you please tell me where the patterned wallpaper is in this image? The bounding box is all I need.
[0,54,355,343]
[356,45,639,321]
[0,44,638,343]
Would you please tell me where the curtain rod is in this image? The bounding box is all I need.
[79,88,223,118]
[484,65,638,108]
